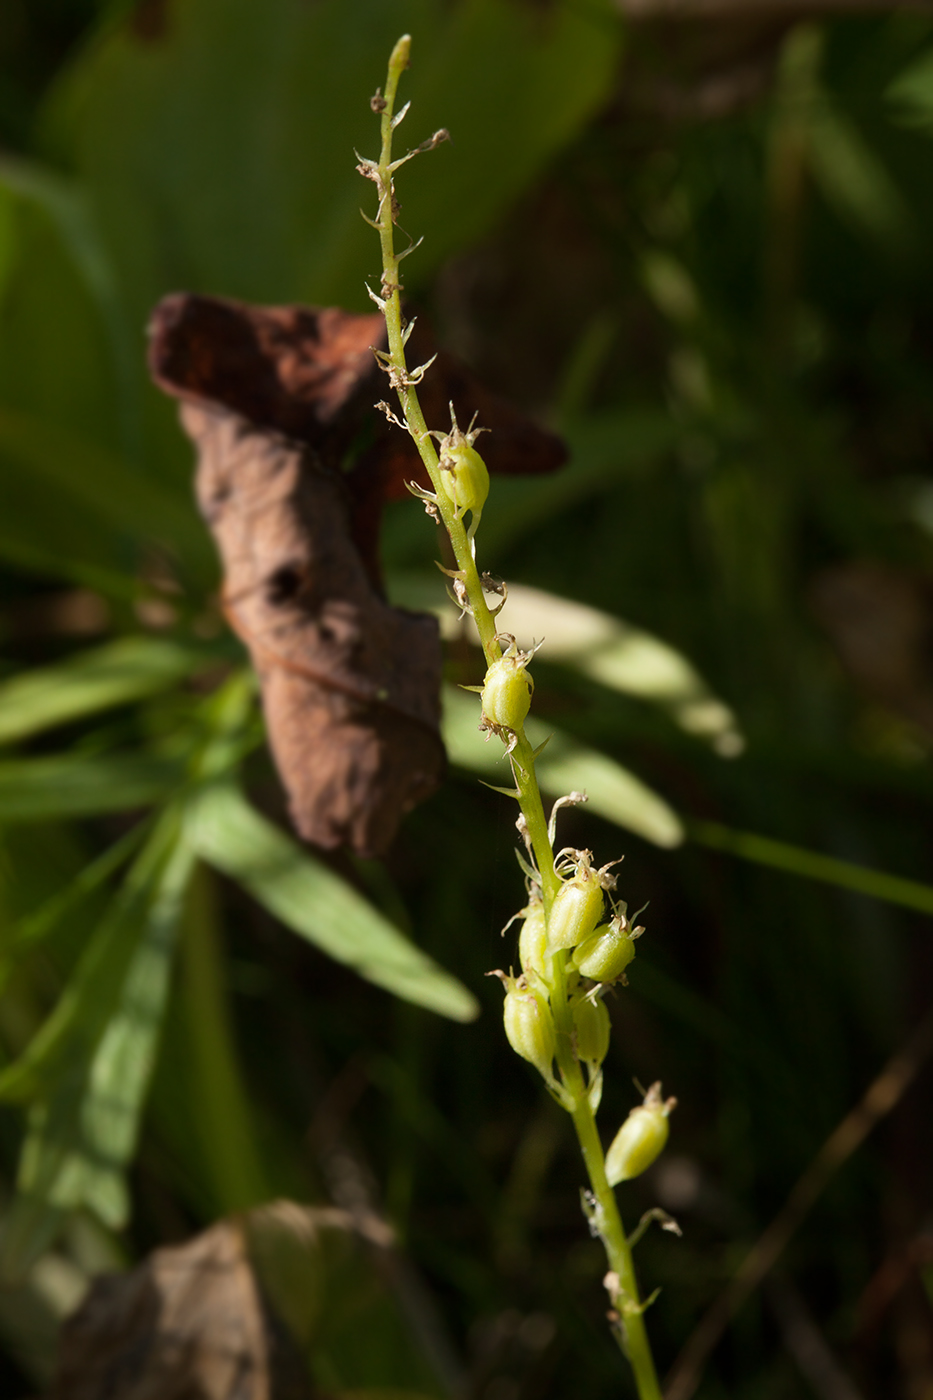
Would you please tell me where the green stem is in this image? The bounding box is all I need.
[572,1097,663,1399]
[368,38,662,1400]
[375,37,500,663]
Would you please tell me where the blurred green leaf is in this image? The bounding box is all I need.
[0,750,183,821]
[0,807,195,1273]
[489,583,743,755]
[0,404,203,561]
[808,101,915,253]
[888,42,933,130]
[391,576,742,755]
[172,863,272,1214]
[442,685,684,849]
[0,637,209,746]
[0,822,147,995]
[42,0,622,319]
[187,780,480,1022]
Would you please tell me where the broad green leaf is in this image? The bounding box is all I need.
[442,686,684,849]
[0,156,134,397]
[0,159,211,590]
[0,404,203,560]
[0,810,195,1273]
[0,637,209,746]
[0,751,183,822]
[43,0,622,320]
[187,780,479,1022]
[0,158,130,453]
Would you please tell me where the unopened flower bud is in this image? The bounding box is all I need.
[482,652,533,732]
[572,915,637,983]
[605,1082,676,1185]
[438,433,489,519]
[519,901,548,978]
[573,994,610,1068]
[503,977,556,1082]
[547,854,605,952]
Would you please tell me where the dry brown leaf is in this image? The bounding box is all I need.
[49,1219,314,1400]
[148,293,565,855]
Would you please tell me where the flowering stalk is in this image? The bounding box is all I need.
[360,37,670,1400]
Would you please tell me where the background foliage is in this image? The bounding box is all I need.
[1,1,933,1396]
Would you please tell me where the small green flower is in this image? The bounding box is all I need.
[547,849,615,952]
[436,408,489,535]
[572,911,641,983]
[501,973,557,1082]
[573,992,611,1068]
[482,646,533,733]
[518,899,548,978]
[605,1082,677,1185]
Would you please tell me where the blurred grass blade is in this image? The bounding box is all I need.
[691,821,933,917]
[443,686,684,849]
[888,44,933,130]
[534,730,684,850]
[0,808,195,1274]
[174,864,271,1213]
[395,573,743,757]
[503,585,744,756]
[0,750,183,821]
[0,822,149,996]
[187,780,479,1022]
[0,809,184,1103]
[0,531,141,599]
[808,102,914,253]
[0,637,209,746]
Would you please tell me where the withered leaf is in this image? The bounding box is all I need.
[148,293,566,856]
[49,1219,314,1400]
[184,401,444,857]
[149,293,566,587]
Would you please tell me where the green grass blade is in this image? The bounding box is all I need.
[0,751,183,821]
[187,780,479,1023]
[690,820,933,917]
[0,810,195,1274]
[0,637,209,746]
[174,864,272,1214]
[442,686,684,849]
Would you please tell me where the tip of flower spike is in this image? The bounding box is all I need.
[391,35,412,70]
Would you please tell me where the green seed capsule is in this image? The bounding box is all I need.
[572,917,636,983]
[547,862,605,952]
[605,1082,676,1185]
[573,995,611,1068]
[482,654,533,732]
[438,437,490,518]
[503,979,557,1082]
[519,903,548,978]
